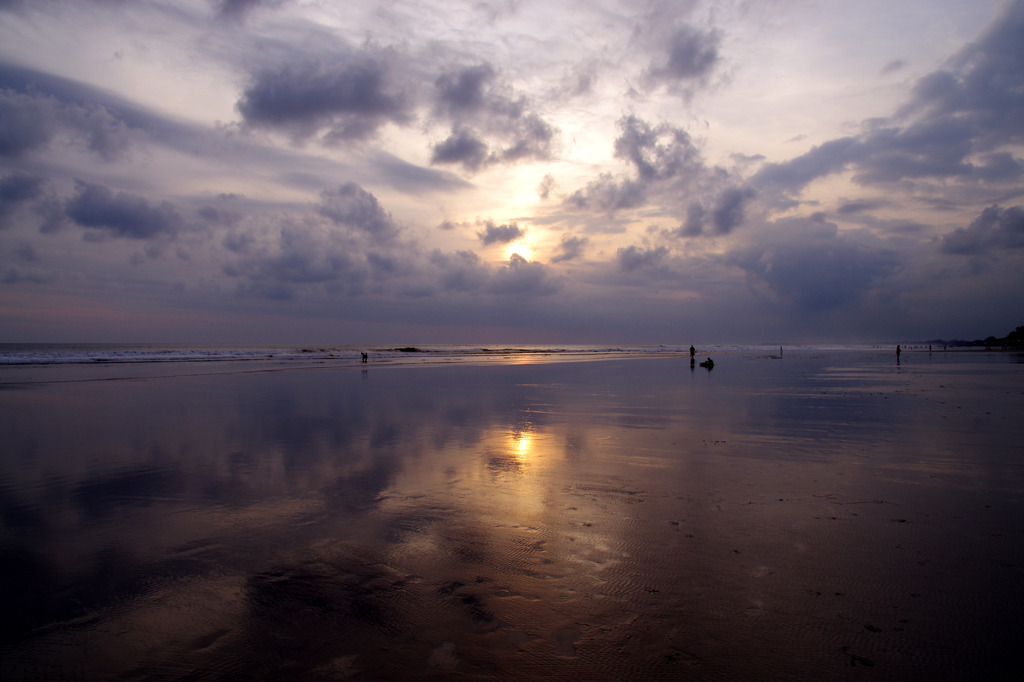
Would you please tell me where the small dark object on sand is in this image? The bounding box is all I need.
[699,357,714,369]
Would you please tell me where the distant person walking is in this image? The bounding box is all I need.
[690,345,695,358]
[896,344,901,361]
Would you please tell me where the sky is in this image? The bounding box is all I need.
[0,0,1022,345]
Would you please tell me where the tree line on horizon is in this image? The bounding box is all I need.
[927,324,1024,348]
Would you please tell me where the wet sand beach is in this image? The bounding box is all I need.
[1,349,1022,680]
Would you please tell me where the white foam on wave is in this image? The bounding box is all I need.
[0,342,882,366]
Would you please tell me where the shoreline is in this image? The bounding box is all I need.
[2,343,1020,387]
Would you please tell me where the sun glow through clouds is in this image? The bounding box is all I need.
[506,243,532,262]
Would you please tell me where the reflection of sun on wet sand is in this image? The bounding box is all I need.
[510,430,533,463]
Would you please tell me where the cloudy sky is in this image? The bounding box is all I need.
[1,0,1021,344]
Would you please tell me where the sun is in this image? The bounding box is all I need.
[506,242,533,261]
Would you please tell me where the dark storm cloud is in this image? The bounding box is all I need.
[214,0,286,21]
[429,117,554,172]
[198,205,242,227]
[0,89,58,158]
[568,113,740,227]
[224,219,559,301]
[236,53,553,166]
[676,202,705,236]
[732,218,900,312]
[52,99,138,161]
[753,2,1024,196]
[836,198,891,215]
[428,63,557,171]
[970,152,1024,182]
[496,113,555,164]
[0,63,213,162]
[617,244,668,271]
[223,229,256,254]
[435,63,495,116]
[941,204,1024,255]
[316,183,398,242]
[0,173,46,228]
[2,241,54,286]
[215,0,257,18]
[64,180,183,239]
[852,119,978,184]
[34,193,66,234]
[567,112,753,238]
[431,127,489,171]
[370,151,472,193]
[236,50,411,142]
[900,3,1024,149]
[676,195,761,240]
[0,65,137,161]
[0,63,469,202]
[648,25,721,82]
[551,234,588,263]
[488,253,560,296]
[429,249,490,293]
[711,186,756,235]
[429,249,560,298]
[614,115,703,182]
[566,174,646,213]
[14,43,532,178]
[223,223,370,299]
[751,137,860,191]
[432,62,519,123]
[477,220,524,245]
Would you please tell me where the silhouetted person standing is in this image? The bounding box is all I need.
[896,344,901,362]
[690,345,695,358]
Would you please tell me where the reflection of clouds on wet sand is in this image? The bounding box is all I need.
[2,353,1023,678]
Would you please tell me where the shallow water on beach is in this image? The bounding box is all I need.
[1,350,1022,680]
